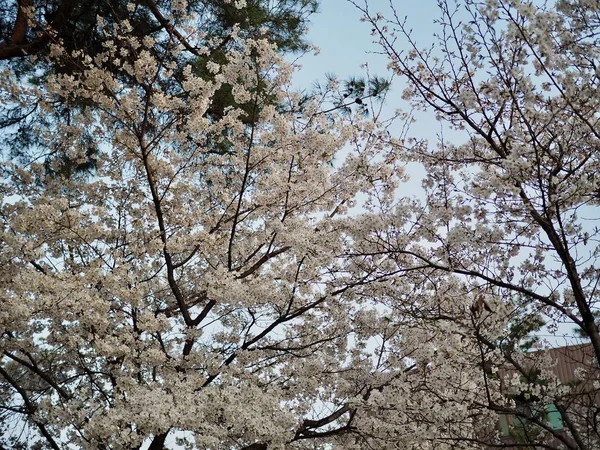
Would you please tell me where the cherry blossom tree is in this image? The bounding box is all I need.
[346,0,600,448]
[0,2,410,450]
[0,0,320,178]
[6,0,600,449]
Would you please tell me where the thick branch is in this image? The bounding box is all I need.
[0,0,76,60]
[0,365,61,450]
[9,0,30,44]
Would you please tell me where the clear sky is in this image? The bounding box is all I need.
[293,0,440,90]
[291,0,461,160]
[288,0,459,200]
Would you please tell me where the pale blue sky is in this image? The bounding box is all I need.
[291,0,446,190]
[291,0,454,152]
[294,0,440,89]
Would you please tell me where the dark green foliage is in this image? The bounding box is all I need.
[197,0,318,54]
[573,310,600,338]
[310,73,392,118]
[499,310,546,353]
[341,75,391,116]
